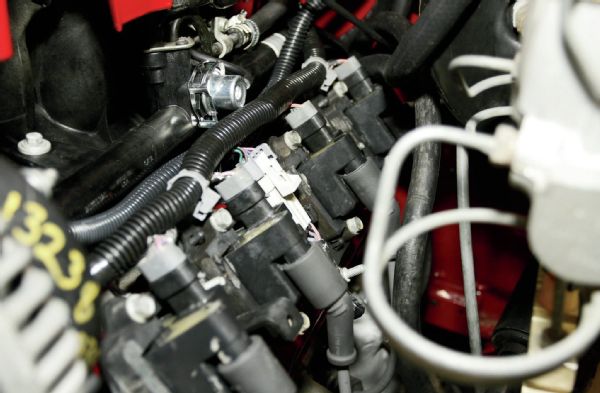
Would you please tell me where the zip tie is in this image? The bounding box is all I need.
[167,169,221,221]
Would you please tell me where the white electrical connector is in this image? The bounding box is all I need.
[242,143,312,230]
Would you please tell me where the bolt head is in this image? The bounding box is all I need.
[283,131,303,150]
[345,217,364,235]
[125,293,157,323]
[210,208,234,232]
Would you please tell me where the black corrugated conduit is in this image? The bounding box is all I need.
[69,153,184,244]
[90,62,326,286]
[265,0,324,88]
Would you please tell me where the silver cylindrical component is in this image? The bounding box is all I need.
[207,74,247,110]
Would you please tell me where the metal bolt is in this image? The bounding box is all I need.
[332,81,348,97]
[125,293,157,323]
[345,217,364,235]
[18,132,51,156]
[283,131,302,150]
[176,37,188,46]
[210,208,234,232]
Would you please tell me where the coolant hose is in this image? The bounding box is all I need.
[90,62,326,286]
[385,0,475,84]
[69,153,184,244]
[359,1,474,86]
[392,95,441,393]
[251,0,288,35]
[266,0,324,88]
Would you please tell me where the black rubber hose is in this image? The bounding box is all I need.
[69,153,184,244]
[385,0,475,84]
[190,49,253,82]
[266,0,324,88]
[90,62,326,286]
[322,0,392,48]
[367,11,410,43]
[358,54,391,84]
[235,41,280,81]
[251,0,288,35]
[390,0,412,15]
[304,28,325,60]
[392,95,441,393]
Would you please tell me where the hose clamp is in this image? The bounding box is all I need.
[167,169,221,221]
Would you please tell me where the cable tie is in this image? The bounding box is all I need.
[167,169,221,221]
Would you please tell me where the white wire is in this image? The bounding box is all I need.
[362,126,600,384]
[448,55,516,73]
[457,105,516,358]
[466,74,513,98]
[337,369,352,393]
[448,55,516,98]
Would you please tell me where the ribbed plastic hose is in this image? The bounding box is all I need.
[90,62,326,286]
[68,153,184,244]
[266,0,324,88]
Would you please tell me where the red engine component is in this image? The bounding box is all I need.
[108,0,173,31]
[0,0,12,61]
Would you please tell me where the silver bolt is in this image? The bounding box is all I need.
[18,132,51,156]
[176,37,188,45]
[345,217,364,235]
[332,81,348,97]
[283,131,302,150]
[125,293,157,323]
[210,208,234,232]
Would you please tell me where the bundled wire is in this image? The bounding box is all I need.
[362,125,600,385]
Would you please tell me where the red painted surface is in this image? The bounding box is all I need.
[0,0,12,61]
[393,147,529,348]
[108,0,173,32]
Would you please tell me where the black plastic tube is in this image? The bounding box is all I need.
[392,95,441,393]
[367,11,410,43]
[251,0,288,35]
[90,62,326,286]
[390,0,412,15]
[304,28,325,60]
[235,41,280,81]
[190,50,253,83]
[266,0,324,88]
[385,0,475,84]
[322,0,391,48]
[69,153,184,244]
